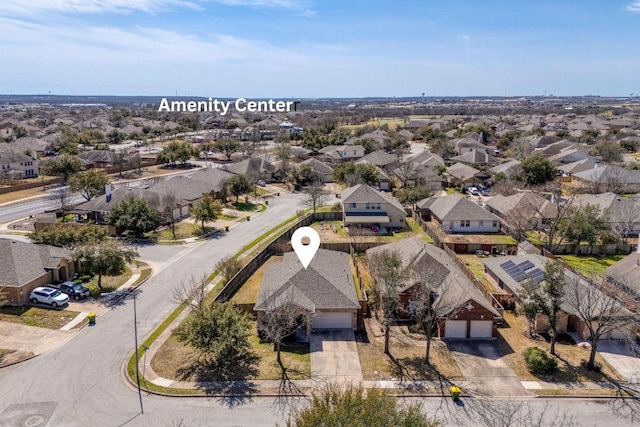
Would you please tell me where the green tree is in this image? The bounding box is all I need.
[215,255,242,283]
[215,138,239,161]
[74,240,138,290]
[156,141,194,166]
[520,154,556,186]
[174,301,254,375]
[77,129,106,147]
[42,154,84,184]
[559,203,609,246]
[69,169,110,201]
[368,249,409,355]
[519,260,566,355]
[333,162,378,187]
[54,130,80,155]
[229,174,253,202]
[395,186,432,205]
[30,224,107,249]
[191,194,223,233]
[594,140,623,163]
[107,129,126,144]
[106,198,158,237]
[286,384,441,427]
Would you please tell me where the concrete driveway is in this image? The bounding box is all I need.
[598,340,640,382]
[310,329,362,384]
[447,340,528,396]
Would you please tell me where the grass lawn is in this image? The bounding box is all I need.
[229,201,262,212]
[456,254,500,292]
[230,256,282,304]
[558,255,626,276]
[0,306,79,329]
[151,323,310,381]
[357,318,464,384]
[150,222,204,240]
[525,231,545,246]
[310,220,433,245]
[496,311,621,383]
[406,218,435,244]
[85,266,133,297]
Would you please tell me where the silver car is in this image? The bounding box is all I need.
[30,287,70,308]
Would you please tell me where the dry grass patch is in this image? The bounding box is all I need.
[151,322,310,381]
[497,311,621,383]
[357,318,464,383]
[0,306,79,329]
[230,256,282,304]
[457,254,500,292]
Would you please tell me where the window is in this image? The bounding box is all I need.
[479,221,484,227]
[351,203,356,208]
[493,221,498,228]
[365,203,371,210]
[376,203,381,210]
[460,220,470,228]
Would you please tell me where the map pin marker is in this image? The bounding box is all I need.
[291,227,320,269]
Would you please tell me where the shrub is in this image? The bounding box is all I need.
[331,202,342,212]
[524,347,557,375]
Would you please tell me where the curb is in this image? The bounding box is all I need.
[0,353,40,370]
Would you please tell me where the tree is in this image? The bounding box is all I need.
[175,301,254,375]
[395,159,417,187]
[525,187,580,253]
[505,137,533,161]
[215,138,239,161]
[595,140,623,163]
[229,174,253,202]
[519,260,566,355]
[301,181,329,214]
[395,186,432,206]
[69,169,110,201]
[215,255,242,283]
[520,154,556,186]
[74,240,138,290]
[158,190,179,240]
[107,129,126,144]
[54,129,80,155]
[257,293,311,375]
[112,150,130,178]
[106,197,158,237]
[609,200,640,244]
[49,187,74,220]
[156,141,194,166]
[559,203,609,246]
[333,162,378,187]
[42,154,84,184]
[30,224,107,249]
[564,274,637,370]
[286,383,441,427]
[368,250,409,354]
[191,194,223,233]
[275,140,292,174]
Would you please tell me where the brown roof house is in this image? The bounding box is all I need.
[224,157,276,183]
[417,194,501,233]
[0,239,76,306]
[298,158,334,183]
[366,237,501,338]
[341,184,407,230]
[444,163,490,188]
[254,249,360,331]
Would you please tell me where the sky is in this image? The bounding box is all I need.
[0,0,639,98]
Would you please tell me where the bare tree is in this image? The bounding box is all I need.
[275,140,292,175]
[171,274,208,314]
[526,186,579,253]
[506,136,534,160]
[368,249,409,354]
[112,149,130,178]
[608,200,640,244]
[458,397,578,427]
[301,181,329,215]
[257,290,311,377]
[395,159,417,187]
[564,274,638,370]
[49,187,74,221]
[159,190,179,240]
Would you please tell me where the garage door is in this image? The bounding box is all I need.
[470,320,493,338]
[444,320,467,338]
[312,312,353,330]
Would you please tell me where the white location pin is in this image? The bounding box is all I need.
[291,227,320,269]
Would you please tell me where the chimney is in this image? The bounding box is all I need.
[105,183,112,203]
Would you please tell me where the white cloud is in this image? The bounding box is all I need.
[213,0,308,8]
[458,34,471,44]
[627,1,640,12]
[0,0,203,16]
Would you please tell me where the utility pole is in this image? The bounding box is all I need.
[133,289,144,414]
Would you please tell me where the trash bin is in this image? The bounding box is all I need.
[225,225,230,232]
[246,215,251,221]
[88,312,96,326]
[265,200,269,205]
[450,385,461,401]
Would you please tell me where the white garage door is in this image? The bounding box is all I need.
[445,320,467,338]
[312,312,353,330]
[470,320,493,338]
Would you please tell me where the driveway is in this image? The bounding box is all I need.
[598,340,640,382]
[447,340,528,396]
[310,329,362,384]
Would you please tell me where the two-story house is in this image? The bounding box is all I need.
[341,184,406,229]
[318,145,365,164]
[0,151,39,179]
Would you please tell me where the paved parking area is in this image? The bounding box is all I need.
[310,329,362,384]
[447,340,528,396]
[598,340,640,382]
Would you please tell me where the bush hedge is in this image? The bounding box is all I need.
[524,347,557,375]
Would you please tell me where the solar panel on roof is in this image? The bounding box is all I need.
[528,269,545,283]
[500,261,516,270]
[518,260,535,271]
[500,260,531,282]
[511,270,527,282]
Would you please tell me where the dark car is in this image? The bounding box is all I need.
[59,281,91,300]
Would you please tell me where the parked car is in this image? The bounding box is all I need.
[477,185,490,196]
[30,287,69,307]
[58,281,91,300]
[467,187,479,196]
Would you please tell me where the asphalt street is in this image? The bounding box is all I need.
[0,190,638,426]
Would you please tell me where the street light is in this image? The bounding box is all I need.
[133,289,144,414]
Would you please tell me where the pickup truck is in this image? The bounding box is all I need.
[49,281,91,300]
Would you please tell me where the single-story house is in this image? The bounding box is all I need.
[0,238,76,306]
[77,150,117,169]
[366,237,501,338]
[317,145,365,164]
[254,249,360,331]
[490,159,521,177]
[189,166,235,199]
[356,159,393,191]
[572,165,640,193]
[485,192,556,230]
[74,187,160,224]
[444,163,491,188]
[224,157,276,183]
[356,150,398,172]
[604,251,640,301]
[417,194,501,233]
[298,158,334,183]
[450,149,499,167]
[341,184,407,229]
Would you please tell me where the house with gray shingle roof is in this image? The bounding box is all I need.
[0,151,39,179]
[254,249,360,330]
[444,162,490,187]
[356,150,398,171]
[341,184,406,229]
[0,238,76,306]
[189,166,234,197]
[298,158,334,183]
[417,194,501,233]
[366,237,500,338]
[224,157,276,183]
[75,187,160,224]
[604,251,640,301]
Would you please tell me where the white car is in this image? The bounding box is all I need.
[467,187,479,196]
[30,287,70,307]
